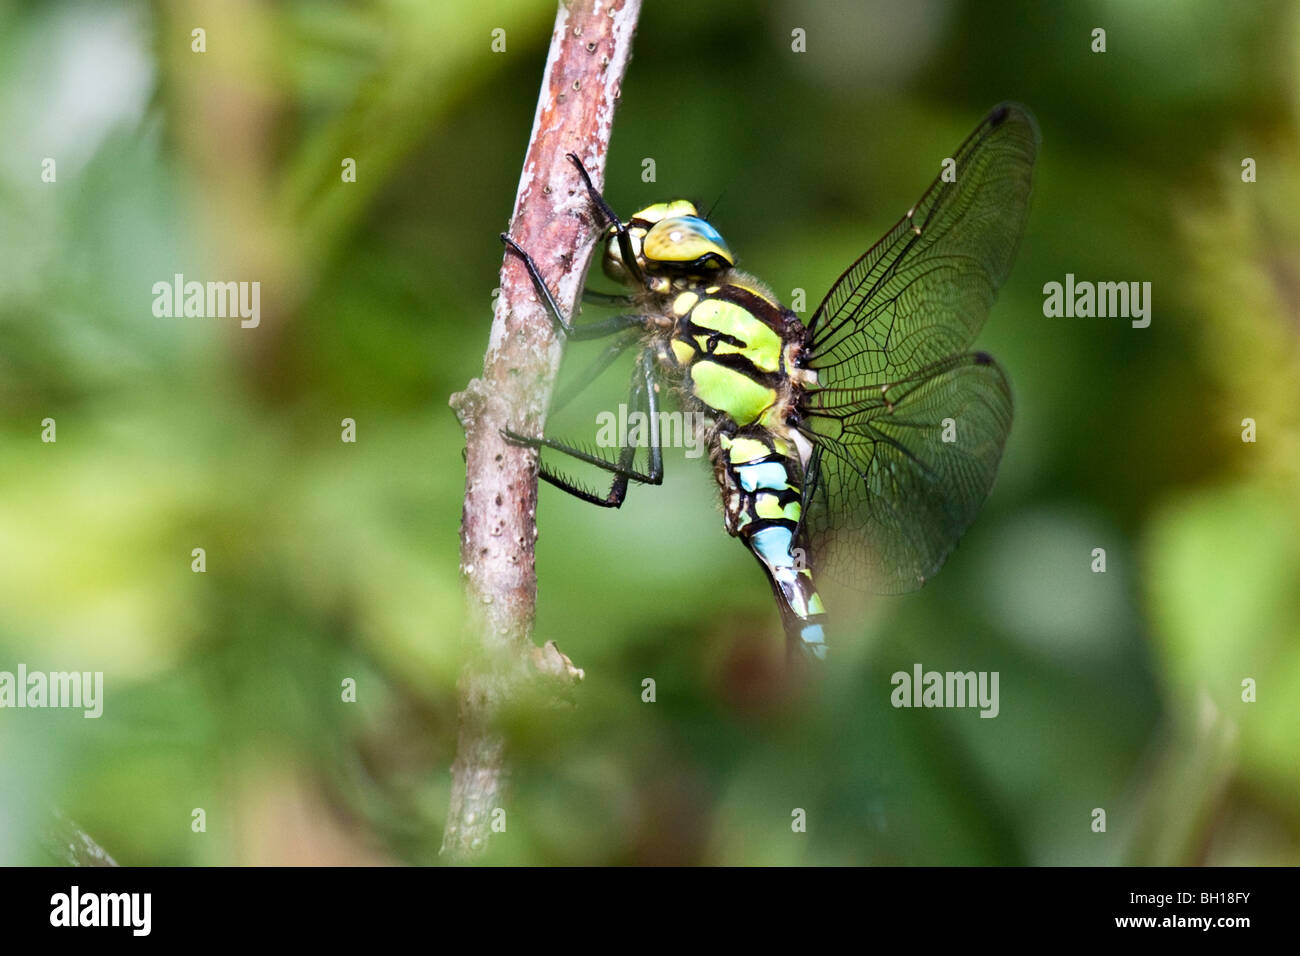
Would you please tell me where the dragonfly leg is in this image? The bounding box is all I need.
[500,234,643,340]
[582,288,634,307]
[564,313,648,342]
[505,351,663,508]
[567,153,646,286]
[550,333,639,415]
[499,233,573,336]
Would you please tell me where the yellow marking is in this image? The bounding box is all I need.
[673,291,699,315]
[727,437,771,463]
[808,592,826,615]
[670,339,695,366]
[631,201,699,224]
[758,404,792,432]
[784,501,802,523]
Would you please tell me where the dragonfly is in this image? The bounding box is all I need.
[501,103,1039,661]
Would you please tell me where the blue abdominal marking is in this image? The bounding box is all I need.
[751,525,795,566]
[800,624,827,659]
[737,462,789,493]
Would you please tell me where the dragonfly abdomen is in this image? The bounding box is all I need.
[718,432,828,660]
[657,277,826,656]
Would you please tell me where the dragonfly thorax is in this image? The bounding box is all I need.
[602,201,735,292]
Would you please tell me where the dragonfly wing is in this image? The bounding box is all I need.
[806,103,1039,378]
[799,103,1037,592]
[801,353,1012,593]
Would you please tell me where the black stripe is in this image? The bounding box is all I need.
[711,284,789,332]
[686,350,786,389]
[686,326,748,354]
[734,487,804,512]
[742,516,799,539]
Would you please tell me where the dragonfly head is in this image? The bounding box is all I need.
[603,201,734,291]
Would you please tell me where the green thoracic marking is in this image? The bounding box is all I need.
[689,299,782,373]
[755,494,786,520]
[689,360,777,426]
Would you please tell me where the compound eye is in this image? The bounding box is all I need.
[642,216,733,269]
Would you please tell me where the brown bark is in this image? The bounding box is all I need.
[443,0,641,861]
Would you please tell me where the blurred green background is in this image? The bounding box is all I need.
[2,0,1299,865]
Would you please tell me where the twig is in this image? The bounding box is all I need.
[40,809,118,867]
[443,0,641,861]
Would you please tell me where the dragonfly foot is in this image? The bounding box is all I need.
[500,427,542,448]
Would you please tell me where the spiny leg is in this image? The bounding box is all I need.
[550,332,640,415]
[499,234,575,337]
[500,234,644,341]
[523,354,663,480]
[505,350,664,508]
